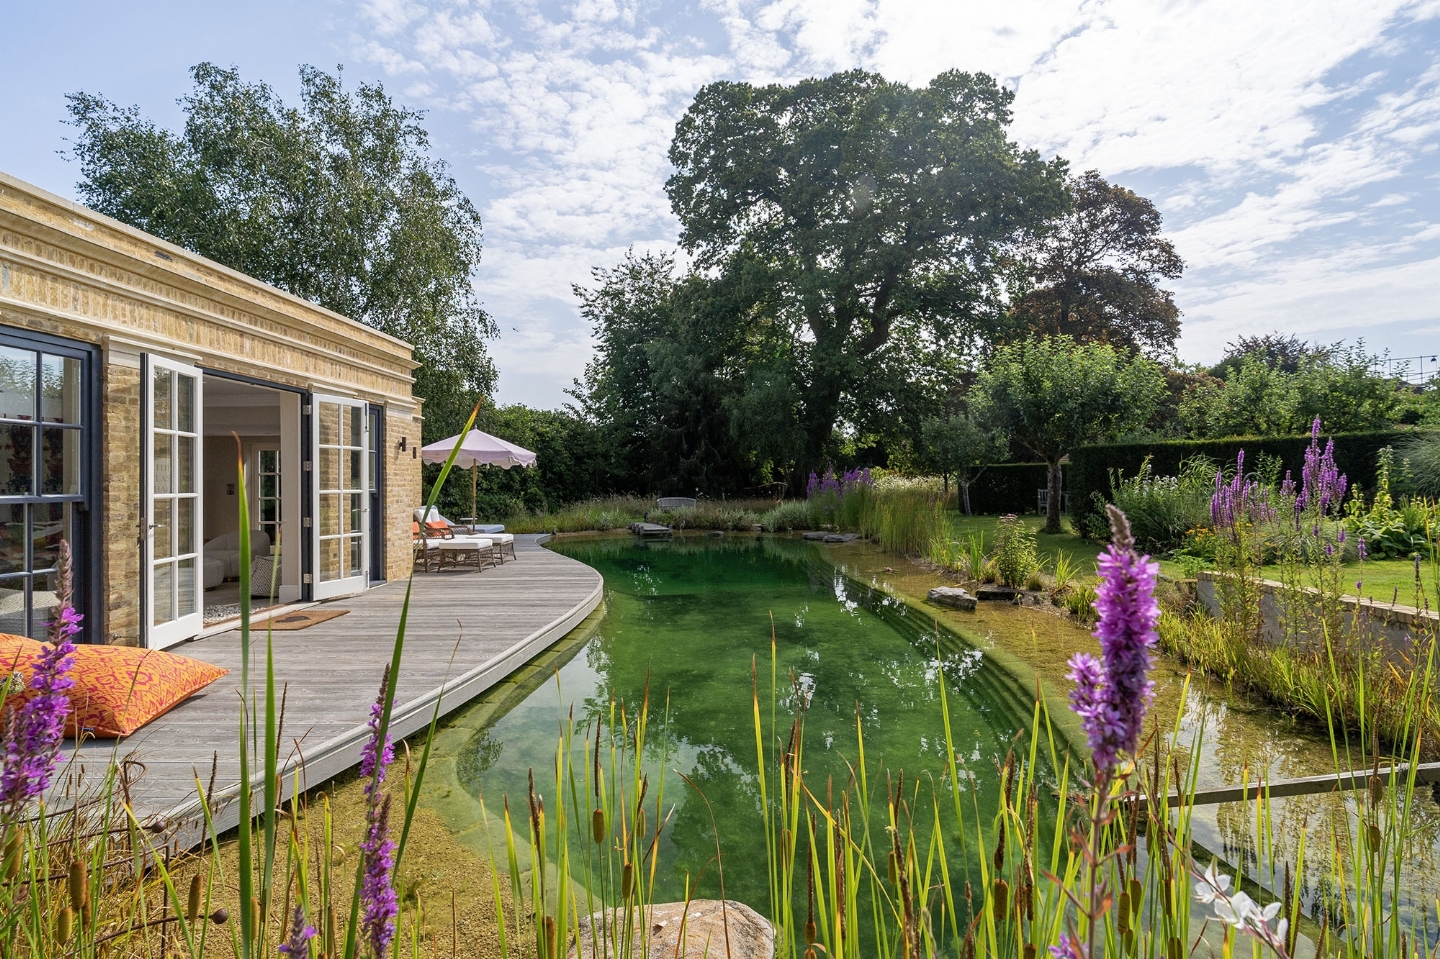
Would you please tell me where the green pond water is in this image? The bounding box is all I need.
[418,534,1440,939]
[430,534,1056,910]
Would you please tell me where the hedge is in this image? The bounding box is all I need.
[962,462,1052,515]
[1066,429,1434,531]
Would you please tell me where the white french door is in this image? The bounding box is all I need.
[311,395,368,599]
[145,356,203,649]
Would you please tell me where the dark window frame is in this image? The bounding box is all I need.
[0,324,101,643]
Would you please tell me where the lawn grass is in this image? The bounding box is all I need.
[945,512,1437,603]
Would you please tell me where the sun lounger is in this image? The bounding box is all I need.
[413,508,516,562]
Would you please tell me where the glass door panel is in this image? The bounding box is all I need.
[312,395,367,599]
[145,356,203,649]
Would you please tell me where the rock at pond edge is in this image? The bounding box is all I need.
[927,586,978,611]
[570,900,774,959]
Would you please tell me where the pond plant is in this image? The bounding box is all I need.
[2,413,1439,958]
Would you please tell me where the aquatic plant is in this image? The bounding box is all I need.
[992,513,1040,587]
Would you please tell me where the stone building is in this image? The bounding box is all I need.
[0,171,423,648]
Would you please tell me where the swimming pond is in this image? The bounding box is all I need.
[436,534,1061,910]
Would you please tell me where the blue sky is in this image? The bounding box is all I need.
[3,1,1439,408]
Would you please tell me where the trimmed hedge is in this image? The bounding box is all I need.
[963,462,1052,515]
[1067,429,1434,531]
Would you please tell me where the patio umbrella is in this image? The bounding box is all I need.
[420,429,537,522]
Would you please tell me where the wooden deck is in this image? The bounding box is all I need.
[67,535,602,847]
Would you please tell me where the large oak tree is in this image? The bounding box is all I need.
[666,70,1068,486]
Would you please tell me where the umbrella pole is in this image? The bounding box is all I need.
[471,464,478,526]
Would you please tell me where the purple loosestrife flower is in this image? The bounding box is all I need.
[358,668,398,956]
[361,793,398,956]
[1,633,77,807]
[360,668,395,801]
[278,905,317,957]
[1067,506,1160,780]
[1358,537,1367,561]
[1049,933,1086,959]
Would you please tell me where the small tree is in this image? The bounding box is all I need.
[977,336,1164,532]
[921,414,1009,515]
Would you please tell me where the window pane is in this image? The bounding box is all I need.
[260,474,277,499]
[153,561,174,625]
[320,448,339,491]
[0,346,36,421]
[348,536,362,577]
[40,355,82,425]
[260,449,277,473]
[348,450,361,491]
[0,505,24,575]
[177,558,196,617]
[320,493,340,536]
[153,368,172,430]
[0,424,35,495]
[154,498,173,559]
[347,493,362,533]
[346,406,362,448]
[320,539,340,581]
[177,497,194,555]
[153,433,172,494]
[177,374,195,434]
[34,569,63,641]
[177,435,195,494]
[319,405,339,445]
[0,576,26,637]
[260,501,277,524]
[31,502,68,574]
[40,427,80,495]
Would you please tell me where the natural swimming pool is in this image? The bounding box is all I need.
[431,533,1060,910]
[418,533,1440,939]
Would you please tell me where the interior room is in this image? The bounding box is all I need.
[201,376,303,624]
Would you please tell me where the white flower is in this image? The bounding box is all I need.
[1195,861,1232,905]
[1213,891,1258,928]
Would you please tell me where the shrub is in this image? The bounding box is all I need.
[1395,431,1440,497]
[759,500,815,531]
[1108,456,1214,551]
[992,514,1039,587]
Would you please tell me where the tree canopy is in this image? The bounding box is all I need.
[1007,170,1183,357]
[976,336,1165,531]
[65,63,495,437]
[665,70,1069,484]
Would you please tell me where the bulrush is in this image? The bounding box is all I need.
[1065,505,1160,782]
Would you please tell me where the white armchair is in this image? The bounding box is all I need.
[205,529,272,580]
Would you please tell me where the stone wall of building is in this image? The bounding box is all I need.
[0,172,423,644]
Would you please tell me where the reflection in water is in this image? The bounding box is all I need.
[444,534,1057,910]
[430,534,1440,936]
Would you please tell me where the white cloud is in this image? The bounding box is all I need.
[350,0,1440,406]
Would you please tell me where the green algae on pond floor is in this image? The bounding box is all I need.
[421,533,1064,913]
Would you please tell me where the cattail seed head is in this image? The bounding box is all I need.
[621,861,634,900]
[991,879,1009,923]
[67,861,87,911]
[57,907,73,942]
[804,919,816,944]
[591,808,606,845]
[187,875,203,924]
[1128,878,1142,919]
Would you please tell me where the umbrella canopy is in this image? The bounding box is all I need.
[421,429,537,469]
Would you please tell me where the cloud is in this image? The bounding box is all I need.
[350,0,1440,406]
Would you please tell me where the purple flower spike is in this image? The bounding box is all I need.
[1,633,77,808]
[1068,506,1160,781]
[1050,933,1087,959]
[361,793,399,956]
[360,668,395,801]
[1358,537,1367,561]
[278,905,318,957]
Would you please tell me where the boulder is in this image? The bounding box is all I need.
[976,585,1019,602]
[571,900,774,959]
[823,533,857,543]
[802,531,829,540]
[927,586,977,611]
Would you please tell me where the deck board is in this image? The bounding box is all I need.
[60,535,602,847]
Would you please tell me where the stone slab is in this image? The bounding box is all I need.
[927,586,977,610]
[571,900,774,959]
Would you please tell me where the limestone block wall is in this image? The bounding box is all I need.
[0,171,424,644]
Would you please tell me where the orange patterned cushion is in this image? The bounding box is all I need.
[0,634,228,738]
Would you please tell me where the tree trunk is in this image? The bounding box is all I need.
[1045,459,1063,534]
[961,482,972,516]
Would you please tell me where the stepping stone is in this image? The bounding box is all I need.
[976,585,1019,601]
[572,900,774,959]
[823,533,857,543]
[927,586,977,610]
[802,531,829,540]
